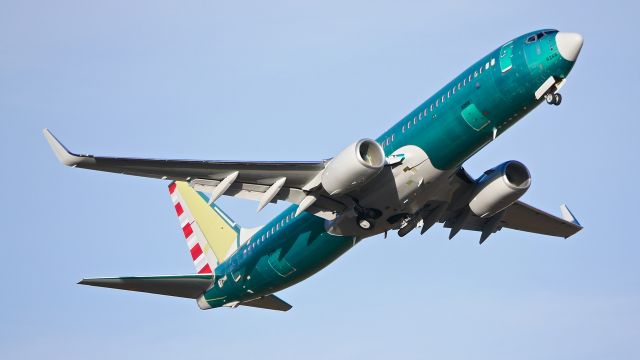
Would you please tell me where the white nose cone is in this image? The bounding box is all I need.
[556,32,584,61]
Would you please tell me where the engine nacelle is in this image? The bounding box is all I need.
[468,160,531,218]
[321,139,386,195]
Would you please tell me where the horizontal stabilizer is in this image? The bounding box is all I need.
[241,294,292,311]
[79,275,213,299]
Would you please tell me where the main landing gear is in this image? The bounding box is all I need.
[545,92,562,106]
[355,206,382,230]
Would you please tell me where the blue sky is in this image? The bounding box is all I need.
[1,1,638,359]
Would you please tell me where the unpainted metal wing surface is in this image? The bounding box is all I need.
[43,129,344,217]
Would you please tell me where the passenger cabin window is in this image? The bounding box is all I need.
[491,58,496,66]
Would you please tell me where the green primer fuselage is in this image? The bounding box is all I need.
[201,29,576,308]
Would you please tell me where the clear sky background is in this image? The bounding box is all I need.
[1,1,638,359]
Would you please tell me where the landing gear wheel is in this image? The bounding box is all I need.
[545,92,562,106]
[357,217,374,230]
[553,93,562,106]
[545,93,555,105]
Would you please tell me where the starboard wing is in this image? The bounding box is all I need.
[44,129,344,218]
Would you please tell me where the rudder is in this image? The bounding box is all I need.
[168,181,241,273]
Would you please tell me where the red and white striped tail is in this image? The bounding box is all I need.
[168,182,242,275]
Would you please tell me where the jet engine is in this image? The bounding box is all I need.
[321,139,386,195]
[468,160,531,217]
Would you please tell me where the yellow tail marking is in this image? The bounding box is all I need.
[175,182,237,262]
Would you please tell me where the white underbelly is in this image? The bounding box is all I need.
[326,145,452,236]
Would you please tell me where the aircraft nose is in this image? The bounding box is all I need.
[556,32,584,62]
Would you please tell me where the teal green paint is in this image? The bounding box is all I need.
[200,30,579,309]
[499,42,514,72]
[461,102,490,131]
[375,29,576,170]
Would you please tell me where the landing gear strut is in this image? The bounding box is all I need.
[353,204,382,231]
[545,92,562,106]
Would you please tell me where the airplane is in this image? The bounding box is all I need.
[45,29,584,312]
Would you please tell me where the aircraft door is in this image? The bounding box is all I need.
[461,101,490,131]
[268,250,296,277]
[499,42,514,73]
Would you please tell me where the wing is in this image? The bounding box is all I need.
[442,167,582,242]
[44,129,344,218]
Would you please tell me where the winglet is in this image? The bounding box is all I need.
[560,204,581,226]
[42,129,84,167]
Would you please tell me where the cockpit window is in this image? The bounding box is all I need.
[526,32,548,44]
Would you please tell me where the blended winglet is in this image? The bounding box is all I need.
[42,129,85,167]
[560,204,581,227]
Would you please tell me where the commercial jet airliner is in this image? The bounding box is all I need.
[45,29,584,311]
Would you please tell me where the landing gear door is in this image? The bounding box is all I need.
[499,41,514,73]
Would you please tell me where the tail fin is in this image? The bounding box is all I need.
[168,181,242,273]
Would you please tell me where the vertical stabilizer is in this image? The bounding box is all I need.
[168,181,241,273]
